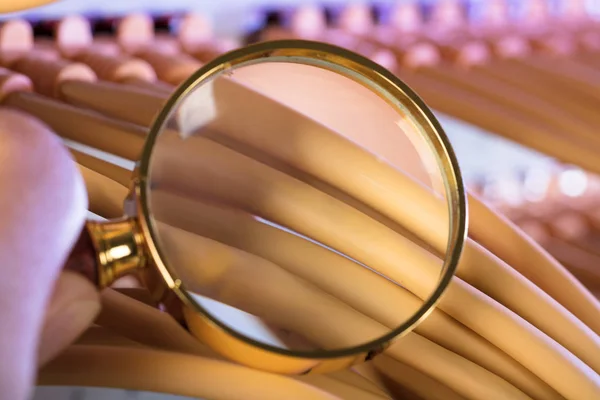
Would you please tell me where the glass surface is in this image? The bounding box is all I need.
[145,59,450,352]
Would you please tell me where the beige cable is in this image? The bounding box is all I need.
[98,289,391,398]
[81,327,387,400]
[6,48,167,127]
[70,149,131,187]
[472,59,600,126]
[59,80,167,127]
[467,194,600,335]
[65,97,584,396]
[76,165,127,219]
[112,287,156,305]
[411,63,600,151]
[96,288,213,357]
[19,72,596,396]
[360,358,470,400]
[77,136,532,399]
[397,70,600,175]
[133,48,203,86]
[375,357,468,400]
[356,30,600,332]
[151,190,560,400]
[55,16,158,85]
[79,154,557,398]
[157,223,383,348]
[294,374,391,400]
[203,76,600,355]
[39,346,342,400]
[2,91,146,161]
[53,14,177,104]
[117,14,204,86]
[100,293,384,399]
[151,135,600,398]
[325,370,392,398]
[74,326,145,348]
[194,68,600,337]
[120,77,174,96]
[487,56,600,104]
[352,363,418,399]
[11,33,596,396]
[166,222,531,400]
[256,12,600,175]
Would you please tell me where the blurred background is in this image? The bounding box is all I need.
[1,0,597,398]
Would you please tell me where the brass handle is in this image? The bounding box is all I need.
[64,218,146,288]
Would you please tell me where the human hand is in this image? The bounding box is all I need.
[0,109,100,400]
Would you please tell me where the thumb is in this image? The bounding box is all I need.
[0,109,89,400]
[38,271,100,366]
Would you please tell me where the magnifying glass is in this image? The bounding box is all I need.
[64,40,467,375]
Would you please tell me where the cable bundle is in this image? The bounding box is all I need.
[0,4,597,399]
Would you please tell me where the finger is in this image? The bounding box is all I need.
[0,108,87,400]
[38,271,100,366]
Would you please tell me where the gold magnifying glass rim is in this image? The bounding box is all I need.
[135,39,468,362]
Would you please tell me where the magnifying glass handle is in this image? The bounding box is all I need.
[63,218,146,288]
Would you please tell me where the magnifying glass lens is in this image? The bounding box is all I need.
[145,58,450,354]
